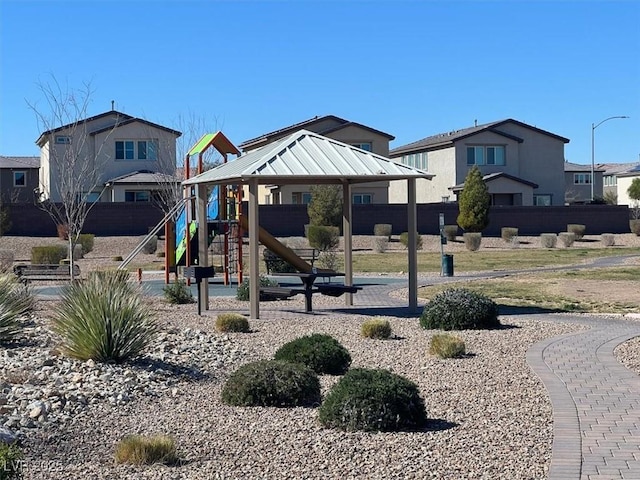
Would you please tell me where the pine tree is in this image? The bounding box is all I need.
[456,166,490,232]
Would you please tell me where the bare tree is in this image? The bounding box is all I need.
[27,77,118,279]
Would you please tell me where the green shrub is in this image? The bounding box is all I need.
[601,233,615,247]
[0,442,23,479]
[142,235,158,254]
[216,313,250,333]
[52,270,157,362]
[318,368,427,432]
[567,224,585,240]
[540,233,557,248]
[274,333,351,375]
[457,165,490,232]
[373,224,392,239]
[221,360,321,407]
[306,225,339,252]
[308,185,342,227]
[442,225,458,241]
[361,318,392,339]
[463,232,482,251]
[0,273,35,343]
[31,245,67,264]
[77,234,95,254]
[559,232,576,247]
[263,250,296,274]
[501,227,518,242]
[236,275,278,301]
[399,232,423,250]
[112,255,124,262]
[420,288,500,330]
[162,280,194,304]
[114,434,178,465]
[429,333,466,358]
[372,236,388,253]
[630,219,640,236]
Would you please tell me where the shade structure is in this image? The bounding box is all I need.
[182,129,434,319]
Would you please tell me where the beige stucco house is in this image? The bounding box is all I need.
[598,162,640,203]
[35,110,181,203]
[617,165,640,207]
[388,119,570,206]
[238,115,395,204]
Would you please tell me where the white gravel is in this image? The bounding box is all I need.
[0,233,638,479]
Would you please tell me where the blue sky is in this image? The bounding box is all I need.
[1,0,638,165]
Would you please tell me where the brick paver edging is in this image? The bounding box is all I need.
[527,316,640,480]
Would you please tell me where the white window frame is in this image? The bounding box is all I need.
[467,145,505,166]
[351,142,372,152]
[13,171,26,187]
[125,190,151,202]
[573,173,592,185]
[533,194,552,206]
[55,135,71,144]
[115,140,158,161]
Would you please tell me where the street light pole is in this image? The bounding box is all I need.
[591,115,629,202]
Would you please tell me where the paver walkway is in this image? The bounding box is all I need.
[528,315,640,480]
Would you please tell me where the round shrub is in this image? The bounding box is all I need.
[163,279,194,304]
[463,232,482,251]
[567,224,585,240]
[559,232,576,247]
[539,233,557,248]
[501,227,518,243]
[442,225,458,241]
[601,233,615,247]
[221,360,321,407]
[420,288,500,330]
[77,233,95,254]
[216,313,250,333]
[630,219,640,236]
[318,368,427,432]
[399,232,423,250]
[31,245,67,265]
[373,223,392,239]
[306,225,340,252]
[429,333,466,359]
[361,318,392,339]
[274,333,351,375]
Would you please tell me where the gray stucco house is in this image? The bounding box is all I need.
[0,156,40,203]
[389,119,570,206]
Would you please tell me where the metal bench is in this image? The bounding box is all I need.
[13,264,81,283]
[263,248,319,274]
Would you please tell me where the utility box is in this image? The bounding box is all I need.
[441,254,454,277]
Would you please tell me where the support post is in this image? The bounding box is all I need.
[407,178,418,312]
[248,179,260,319]
[196,183,209,312]
[342,181,353,306]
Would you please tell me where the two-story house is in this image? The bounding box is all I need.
[616,164,640,207]
[389,119,570,206]
[563,161,604,204]
[36,109,181,203]
[597,162,640,204]
[238,115,395,204]
[0,156,40,203]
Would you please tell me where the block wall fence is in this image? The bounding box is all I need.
[2,202,632,237]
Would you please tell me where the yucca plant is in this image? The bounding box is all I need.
[114,434,178,465]
[52,270,157,362]
[0,273,35,343]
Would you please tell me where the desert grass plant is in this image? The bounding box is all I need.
[442,225,458,241]
[52,270,157,362]
[31,245,67,265]
[361,318,392,339]
[0,273,35,343]
[236,275,278,301]
[540,233,557,248]
[399,232,423,250]
[567,224,586,240]
[463,232,482,251]
[429,333,466,359]
[274,333,351,375]
[630,219,640,236]
[372,236,389,253]
[221,360,321,407]
[112,255,123,262]
[373,223,392,240]
[162,279,194,304]
[559,232,576,248]
[141,235,158,254]
[0,250,14,272]
[601,233,616,247]
[0,442,23,479]
[501,227,518,243]
[420,288,499,330]
[114,434,178,465]
[318,368,427,432]
[216,313,250,333]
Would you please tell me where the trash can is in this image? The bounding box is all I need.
[441,254,454,277]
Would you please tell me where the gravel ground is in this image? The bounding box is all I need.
[0,233,639,479]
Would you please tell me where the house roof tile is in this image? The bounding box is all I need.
[0,156,40,168]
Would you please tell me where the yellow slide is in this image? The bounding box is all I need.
[239,216,313,273]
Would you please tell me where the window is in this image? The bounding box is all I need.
[76,192,102,202]
[55,135,71,144]
[351,142,372,152]
[533,195,552,206]
[604,175,617,187]
[467,146,505,166]
[292,192,312,204]
[115,140,157,160]
[352,193,372,204]
[573,173,592,185]
[401,152,428,169]
[125,191,150,202]
[13,171,26,187]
